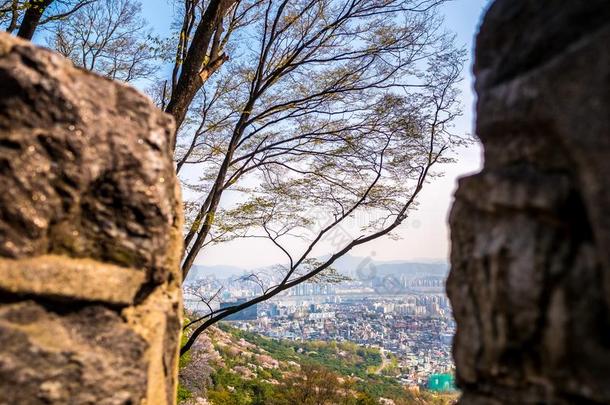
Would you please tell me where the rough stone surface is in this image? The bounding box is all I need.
[447,1,610,404]
[0,33,183,404]
[0,301,148,404]
[0,34,177,284]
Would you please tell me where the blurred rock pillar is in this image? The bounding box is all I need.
[447,1,610,403]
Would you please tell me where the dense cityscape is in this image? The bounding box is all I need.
[185,261,456,392]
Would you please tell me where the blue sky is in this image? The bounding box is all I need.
[137,0,492,267]
[341,0,493,265]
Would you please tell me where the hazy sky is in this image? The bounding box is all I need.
[137,0,493,268]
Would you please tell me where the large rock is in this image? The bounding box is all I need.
[0,33,183,404]
[447,1,610,404]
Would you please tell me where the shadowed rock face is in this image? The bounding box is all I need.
[0,33,183,404]
[447,1,610,404]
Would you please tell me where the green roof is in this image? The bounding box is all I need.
[427,373,455,392]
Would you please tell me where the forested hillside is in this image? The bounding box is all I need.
[178,324,457,404]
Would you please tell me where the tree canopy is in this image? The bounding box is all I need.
[2,0,466,356]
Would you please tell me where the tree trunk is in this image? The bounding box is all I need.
[165,0,235,145]
[17,0,53,40]
[180,105,254,280]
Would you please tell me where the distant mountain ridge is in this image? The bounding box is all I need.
[187,264,246,280]
[187,255,448,281]
[330,255,448,280]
